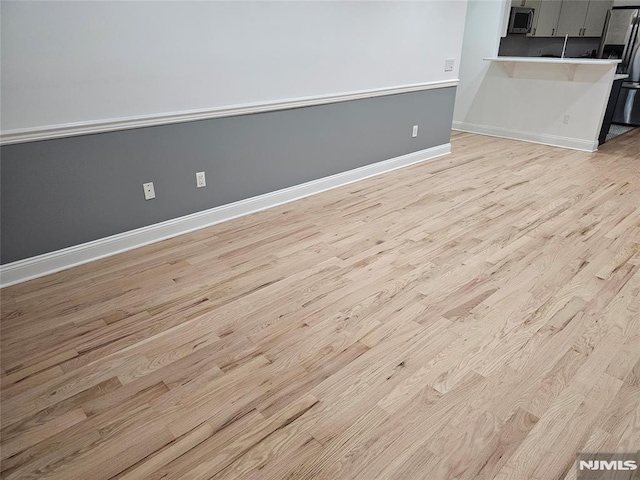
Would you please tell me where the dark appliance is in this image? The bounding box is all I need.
[509,7,535,34]
[599,8,640,126]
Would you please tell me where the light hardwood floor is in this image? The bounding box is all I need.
[1,130,639,480]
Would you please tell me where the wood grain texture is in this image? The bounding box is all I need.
[2,130,640,479]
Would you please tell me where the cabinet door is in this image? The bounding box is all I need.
[583,0,613,37]
[530,0,563,36]
[556,0,589,36]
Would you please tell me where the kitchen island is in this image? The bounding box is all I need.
[453,56,621,152]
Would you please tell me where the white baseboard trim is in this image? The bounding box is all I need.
[1,81,458,146]
[452,121,598,153]
[0,143,450,288]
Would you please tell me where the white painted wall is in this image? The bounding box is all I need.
[0,0,468,132]
[453,0,616,151]
[455,60,615,151]
[612,0,640,7]
[453,0,510,124]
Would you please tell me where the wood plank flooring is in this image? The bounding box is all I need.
[1,130,639,479]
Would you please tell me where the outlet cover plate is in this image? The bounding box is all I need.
[196,171,206,188]
[445,58,455,72]
[143,182,155,200]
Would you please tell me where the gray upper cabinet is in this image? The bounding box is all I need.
[519,0,612,37]
[513,0,541,7]
[529,0,562,37]
[582,0,613,36]
[557,0,589,36]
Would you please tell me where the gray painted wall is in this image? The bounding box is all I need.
[0,87,455,264]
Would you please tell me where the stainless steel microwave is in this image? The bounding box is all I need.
[509,7,535,34]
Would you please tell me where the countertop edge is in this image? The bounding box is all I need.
[484,56,622,65]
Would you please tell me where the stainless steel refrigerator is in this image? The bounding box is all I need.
[599,8,640,126]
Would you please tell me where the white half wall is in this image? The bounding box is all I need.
[0,0,468,132]
[453,0,616,152]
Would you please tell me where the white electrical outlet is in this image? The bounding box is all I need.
[143,182,155,200]
[412,125,419,138]
[444,58,455,72]
[563,114,571,124]
[196,171,206,188]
